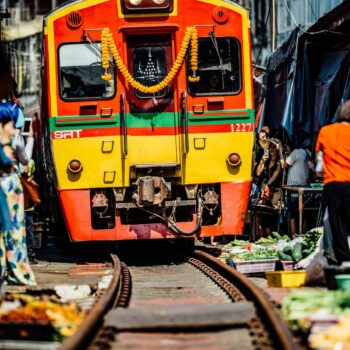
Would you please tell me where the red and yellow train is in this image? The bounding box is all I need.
[39,0,254,241]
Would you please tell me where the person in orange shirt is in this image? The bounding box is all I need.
[316,100,350,264]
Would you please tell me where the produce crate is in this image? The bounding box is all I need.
[233,259,277,274]
[281,260,296,271]
[265,270,306,287]
[0,321,53,341]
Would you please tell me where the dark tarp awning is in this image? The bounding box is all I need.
[261,1,350,149]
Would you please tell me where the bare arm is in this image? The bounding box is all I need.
[255,156,268,176]
[267,164,281,186]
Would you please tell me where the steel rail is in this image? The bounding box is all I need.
[191,250,297,350]
[60,254,122,350]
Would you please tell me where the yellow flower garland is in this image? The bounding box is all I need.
[101,26,200,93]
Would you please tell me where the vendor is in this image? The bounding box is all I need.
[254,140,283,237]
[285,148,314,236]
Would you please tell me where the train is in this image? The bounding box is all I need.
[39,0,254,241]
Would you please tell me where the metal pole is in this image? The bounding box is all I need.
[271,0,276,51]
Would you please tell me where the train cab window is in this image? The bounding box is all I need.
[59,43,115,100]
[132,46,168,99]
[187,37,241,96]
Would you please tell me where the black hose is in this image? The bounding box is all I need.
[167,197,203,237]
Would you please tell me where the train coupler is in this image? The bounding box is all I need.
[132,176,171,207]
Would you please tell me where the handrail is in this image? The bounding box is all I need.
[120,93,128,156]
[181,91,189,154]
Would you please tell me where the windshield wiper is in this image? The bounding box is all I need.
[209,31,225,89]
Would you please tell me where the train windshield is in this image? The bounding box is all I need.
[59,43,115,100]
[187,37,241,95]
[132,46,168,99]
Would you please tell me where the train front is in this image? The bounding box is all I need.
[42,0,254,241]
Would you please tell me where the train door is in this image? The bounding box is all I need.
[125,33,179,168]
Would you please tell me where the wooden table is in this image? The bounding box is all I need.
[283,186,323,235]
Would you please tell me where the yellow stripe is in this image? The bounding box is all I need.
[184,131,254,184]
[53,131,253,189]
[197,0,253,109]
[46,0,109,117]
[116,0,178,18]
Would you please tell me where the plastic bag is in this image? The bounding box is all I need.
[315,151,323,174]
[301,233,328,286]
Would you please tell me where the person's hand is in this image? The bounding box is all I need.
[280,158,285,169]
[262,154,269,162]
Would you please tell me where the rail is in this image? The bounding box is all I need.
[191,250,296,350]
[60,255,122,350]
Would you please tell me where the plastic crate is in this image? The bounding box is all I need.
[281,260,296,271]
[0,321,53,341]
[233,259,277,274]
[265,270,306,287]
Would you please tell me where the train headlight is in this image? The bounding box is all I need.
[227,153,241,167]
[68,159,83,173]
[122,0,172,13]
[129,0,142,5]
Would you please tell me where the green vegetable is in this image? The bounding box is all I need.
[272,231,282,240]
[283,245,293,255]
[278,251,293,261]
[292,242,303,261]
[282,290,350,331]
[302,248,313,257]
[301,241,308,249]
[240,249,277,261]
[230,240,247,247]
[282,235,291,241]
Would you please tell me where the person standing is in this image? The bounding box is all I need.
[22,158,38,264]
[285,148,313,236]
[316,100,350,264]
[0,99,36,285]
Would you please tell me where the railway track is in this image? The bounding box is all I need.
[61,248,296,350]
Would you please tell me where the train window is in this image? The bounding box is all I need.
[59,43,115,100]
[187,37,241,96]
[132,46,167,99]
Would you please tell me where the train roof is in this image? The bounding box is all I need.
[43,0,82,25]
[43,0,249,26]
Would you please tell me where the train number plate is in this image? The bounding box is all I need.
[231,123,253,133]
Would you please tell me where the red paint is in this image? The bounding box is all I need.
[59,181,251,241]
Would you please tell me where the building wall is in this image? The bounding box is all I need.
[250,0,343,66]
[0,0,345,109]
[0,0,66,113]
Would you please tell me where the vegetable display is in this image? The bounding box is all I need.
[221,230,321,263]
[282,290,350,331]
[309,316,350,350]
[0,294,83,340]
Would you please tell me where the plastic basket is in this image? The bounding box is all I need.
[281,260,296,271]
[233,259,277,274]
[265,270,306,287]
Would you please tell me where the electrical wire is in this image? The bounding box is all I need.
[281,0,306,33]
[254,1,271,66]
[307,0,317,21]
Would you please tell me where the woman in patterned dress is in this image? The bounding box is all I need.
[0,100,36,286]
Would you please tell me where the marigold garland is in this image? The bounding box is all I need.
[100,26,200,93]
